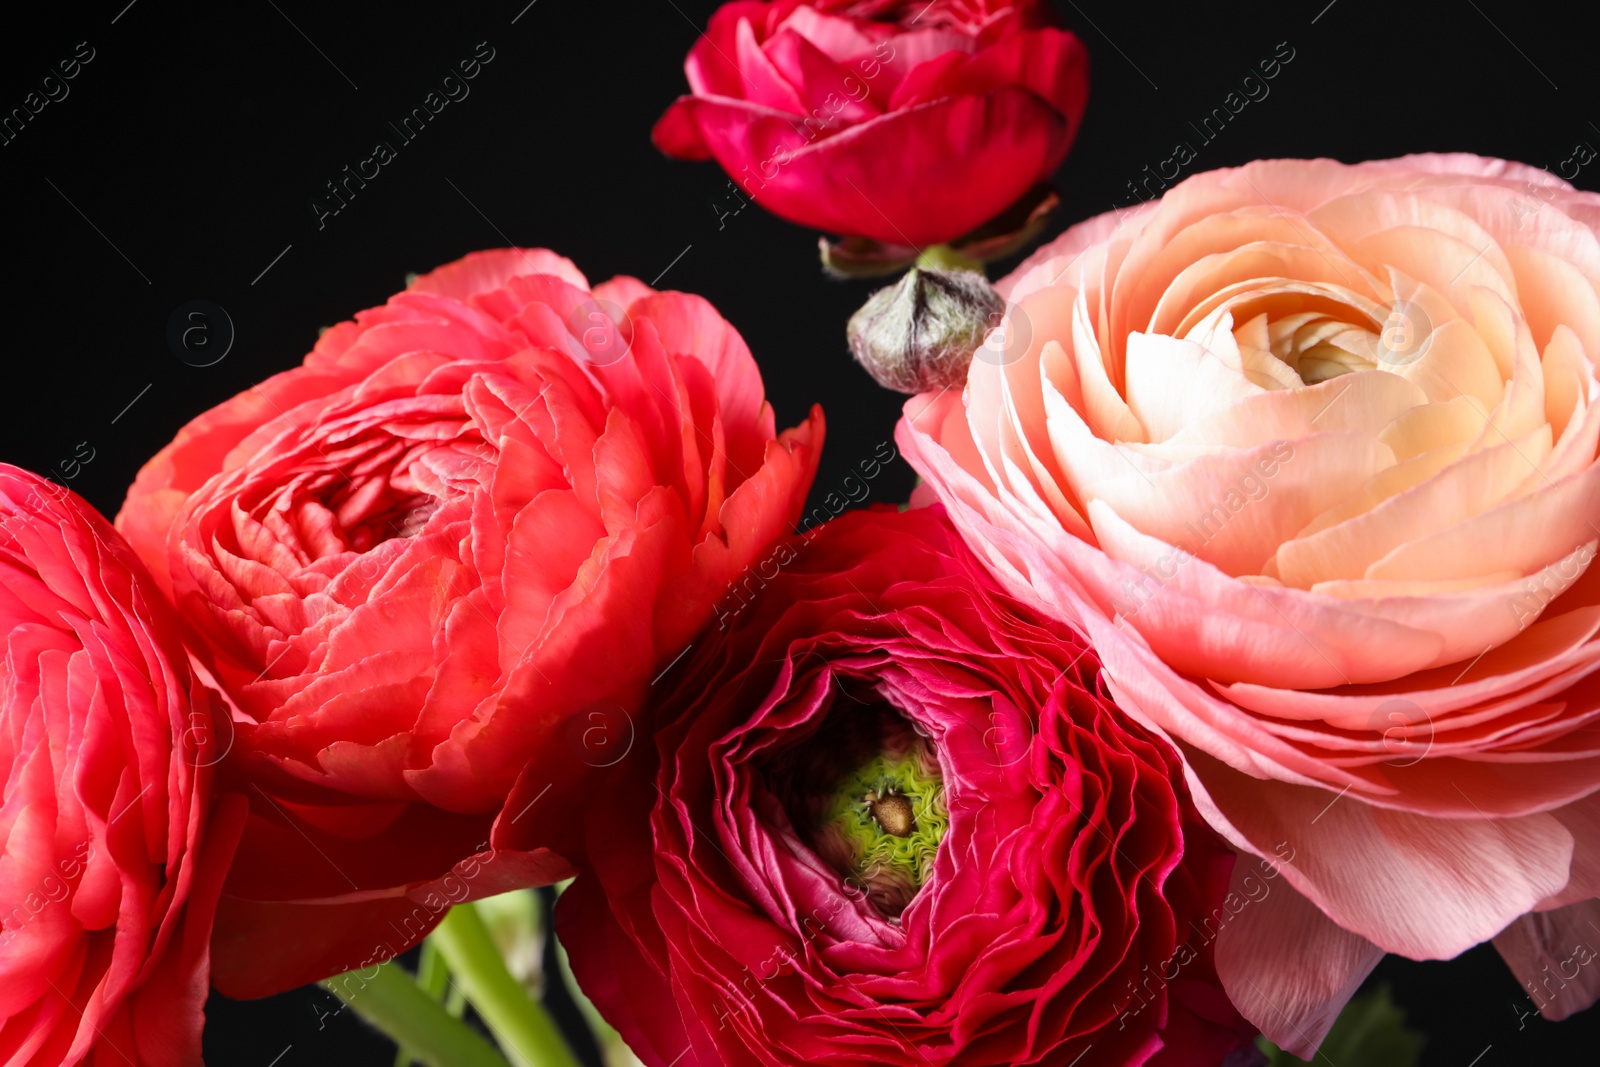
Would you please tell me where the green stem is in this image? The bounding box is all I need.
[430,903,582,1067]
[394,942,453,1067]
[914,243,984,274]
[320,961,510,1067]
[416,938,451,1001]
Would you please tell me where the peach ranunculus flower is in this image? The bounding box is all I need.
[897,155,1600,1055]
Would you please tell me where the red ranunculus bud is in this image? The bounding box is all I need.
[655,0,1089,248]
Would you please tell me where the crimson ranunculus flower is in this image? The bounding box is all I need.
[556,506,1255,1067]
[0,466,243,1066]
[116,248,823,997]
[654,0,1089,247]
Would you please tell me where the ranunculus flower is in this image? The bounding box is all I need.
[116,248,823,996]
[654,0,1089,247]
[556,506,1255,1067]
[0,466,243,1066]
[897,154,1600,1053]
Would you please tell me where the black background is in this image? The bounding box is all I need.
[3,0,1598,1064]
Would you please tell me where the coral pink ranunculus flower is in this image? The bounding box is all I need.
[116,248,822,996]
[1,466,243,1066]
[654,0,1089,247]
[557,506,1256,1067]
[897,155,1600,1053]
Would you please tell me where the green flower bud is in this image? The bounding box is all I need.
[846,267,1004,394]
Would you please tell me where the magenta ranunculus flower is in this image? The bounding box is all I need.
[557,506,1256,1067]
[897,154,1600,1052]
[654,0,1089,248]
[0,466,244,1066]
[115,248,823,997]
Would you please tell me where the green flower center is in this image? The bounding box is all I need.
[761,696,949,921]
[813,740,947,917]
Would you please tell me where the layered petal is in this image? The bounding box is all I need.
[652,0,1089,244]
[559,507,1253,1067]
[0,467,236,1066]
[900,155,1600,1045]
[114,248,822,996]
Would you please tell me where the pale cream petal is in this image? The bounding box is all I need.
[1379,395,1492,462]
[1086,499,1445,687]
[1275,425,1552,588]
[1415,183,1600,300]
[1295,442,1468,540]
[1543,324,1591,441]
[1123,331,1262,442]
[1398,318,1504,409]
[1018,342,1089,527]
[1535,328,1600,486]
[1308,190,1517,300]
[1365,465,1600,583]
[1148,244,1377,340]
[1507,245,1600,354]
[1177,278,1392,343]
[1352,225,1518,313]
[967,285,1076,516]
[1468,287,1548,447]
[1070,289,1145,442]
[1165,369,1426,450]
[1086,433,1392,578]
[1122,206,1361,336]
[1310,573,1521,597]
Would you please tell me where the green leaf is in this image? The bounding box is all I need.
[1256,984,1425,1066]
[320,961,510,1067]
